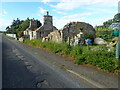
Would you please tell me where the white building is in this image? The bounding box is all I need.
[6,34,16,38]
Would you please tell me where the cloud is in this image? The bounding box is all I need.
[53,12,93,29]
[41,0,60,3]
[3,10,8,14]
[85,7,118,15]
[53,10,115,29]
[0,18,12,31]
[53,15,114,29]
[88,16,115,27]
[53,16,86,29]
[48,0,119,10]
[2,0,60,2]
[2,0,41,2]
[62,12,93,19]
[39,7,47,14]
[49,1,81,10]
[0,9,8,17]
[52,9,67,15]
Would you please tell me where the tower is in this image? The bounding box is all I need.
[43,11,53,29]
[41,11,53,37]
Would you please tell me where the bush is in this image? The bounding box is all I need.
[70,46,82,58]
[24,39,120,72]
[75,55,86,64]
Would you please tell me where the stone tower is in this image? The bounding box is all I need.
[44,11,53,32]
[36,11,57,39]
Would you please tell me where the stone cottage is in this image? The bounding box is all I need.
[23,12,96,46]
[43,22,96,46]
[23,18,41,40]
[42,30,63,43]
[24,11,57,40]
[62,22,96,45]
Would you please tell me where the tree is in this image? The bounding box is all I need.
[37,20,42,28]
[6,26,10,31]
[95,13,120,31]
[6,18,30,38]
[114,13,120,22]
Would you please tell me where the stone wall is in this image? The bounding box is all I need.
[42,30,62,43]
[62,22,96,45]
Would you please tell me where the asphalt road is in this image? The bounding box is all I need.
[2,35,95,88]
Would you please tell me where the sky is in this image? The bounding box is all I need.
[0,0,119,31]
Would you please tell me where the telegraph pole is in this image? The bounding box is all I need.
[116,1,120,59]
[116,23,120,59]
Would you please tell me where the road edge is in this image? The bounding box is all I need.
[0,34,2,90]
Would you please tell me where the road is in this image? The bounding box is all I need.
[2,35,95,88]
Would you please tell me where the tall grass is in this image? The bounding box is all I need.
[24,39,120,72]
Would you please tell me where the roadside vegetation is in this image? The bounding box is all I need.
[24,39,120,73]
[95,13,120,31]
[96,31,115,42]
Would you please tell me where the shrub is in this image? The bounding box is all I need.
[24,39,120,72]
[75,55,86,64]
[70,46,83,58]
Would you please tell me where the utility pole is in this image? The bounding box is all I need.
[116,22,120,59]
[116,17,120,59]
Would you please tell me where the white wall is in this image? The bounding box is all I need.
[6,34,16,38]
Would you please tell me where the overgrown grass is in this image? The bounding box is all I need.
[24,39,120,73]
[6,35,16,39]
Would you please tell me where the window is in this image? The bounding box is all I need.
[32,32,33,37]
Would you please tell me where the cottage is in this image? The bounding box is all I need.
[24,12,57,40]
[62,22,96,45]
[24,18,40,40]
[23,12,96,46]
[42,22,96,46]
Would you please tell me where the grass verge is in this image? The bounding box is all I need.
[24,39,120,74]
